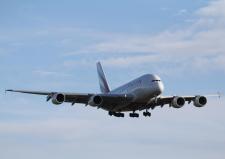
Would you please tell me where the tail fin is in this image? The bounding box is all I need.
[97,62,110,93]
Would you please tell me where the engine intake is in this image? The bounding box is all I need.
[88,95,103,106]
[171,96,185,108]
[52,93,65,105]
[194,96,207,107]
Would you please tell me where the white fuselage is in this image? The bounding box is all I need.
[109,74,164,111]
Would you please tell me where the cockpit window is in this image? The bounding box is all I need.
[152,80,161,82]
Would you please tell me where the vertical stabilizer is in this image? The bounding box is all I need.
[97,62,110,93]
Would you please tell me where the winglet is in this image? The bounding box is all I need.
[205,92,223,98]
[217,92,223,98]
[96,62,110,93]
[5,89,11,94]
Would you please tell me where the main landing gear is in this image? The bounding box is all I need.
[108,110,151,118]
[108,111,124,118]
[129,112,139,118]
[143,111,151,117]
[129,110,151,118]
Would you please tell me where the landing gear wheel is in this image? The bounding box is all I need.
[119,113,125,118]
[108,111,113,116]
[143,112,147,116]
[109,112,125,117]
[129,113,139,118]
[143,111,151,117]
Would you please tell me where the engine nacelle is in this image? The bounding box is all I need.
[52,93,65,105]
[193,96,207,107]
[171,96,185,108]
[88,95,103,106]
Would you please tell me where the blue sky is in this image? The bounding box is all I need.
[0,0,225,159]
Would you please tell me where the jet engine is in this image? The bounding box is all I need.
[171,96,185,108]
[52,93,65,105]
[88,95,103,106]
[193,96,207,107]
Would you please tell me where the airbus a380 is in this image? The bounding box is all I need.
[6,62,218,118]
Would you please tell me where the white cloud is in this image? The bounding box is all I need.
[70,0,225,73]
[0,97,224,159]
[0,118,98,141]
[197,0,225,18]
[177,9,188,15]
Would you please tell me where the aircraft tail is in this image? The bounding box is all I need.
[97,62,110,93]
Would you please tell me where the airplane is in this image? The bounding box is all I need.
[6,62,218,118]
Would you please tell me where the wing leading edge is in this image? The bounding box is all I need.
[5,89,94,105]
[5,89,133,108]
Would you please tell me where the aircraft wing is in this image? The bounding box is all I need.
[146,94,220,109]
[6,89,52,95]
[153,96,194,106]
[5,89,133,107]
[5,89,94,105]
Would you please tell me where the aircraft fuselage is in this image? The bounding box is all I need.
[108,74,164,112]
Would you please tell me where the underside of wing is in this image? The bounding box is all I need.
[5,89,134,110]
[144,95,208,110]
[6,89,94,105]
[64,93,94,104]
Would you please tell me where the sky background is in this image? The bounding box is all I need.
[0,0,225,159]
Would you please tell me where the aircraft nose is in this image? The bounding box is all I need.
[158,81,164,94]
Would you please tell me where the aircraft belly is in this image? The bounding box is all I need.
[100,100,132,112]
[108,88,156,112]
